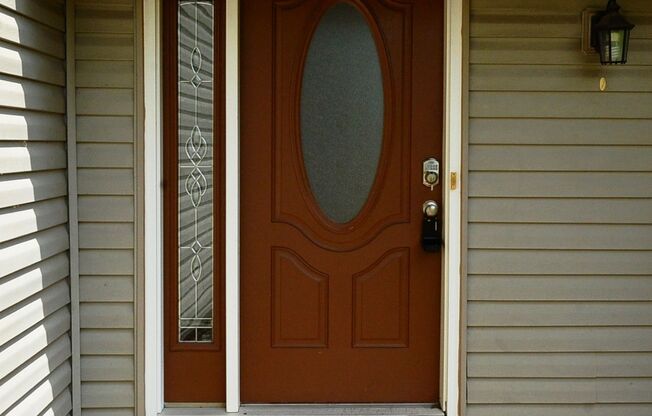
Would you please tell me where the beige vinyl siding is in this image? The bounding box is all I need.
[466,0,652,415]
[74,0,136,414]
[0,1,72,415]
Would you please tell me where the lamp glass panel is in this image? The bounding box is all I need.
[610,29,625,62]
[599,29,612,63]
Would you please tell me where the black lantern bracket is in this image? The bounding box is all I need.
[581,8,602,55]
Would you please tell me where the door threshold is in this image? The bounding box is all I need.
[160,404,444,416]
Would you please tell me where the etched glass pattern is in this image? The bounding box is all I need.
[300,3,384,224]
[178,0,214,342]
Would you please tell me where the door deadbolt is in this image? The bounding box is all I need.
[423,158,440,190]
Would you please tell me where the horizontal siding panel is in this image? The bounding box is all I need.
[468,275,652,301]
[81,409,134,416]
[0,7,64,58]
[470,12,580,38]
[80,356,134,381]
[470,65,652,92]
[0,335,70,413]
[0,2,71,414]
[0,40,65,85]
[79,276,134,302]
[0,252,69,312]
[0,109,65,141]
[0,198,68,244]
[467,1,652,413]
[78,223,134,249]
[0,225,69,278]
[468,378,652,404]
[468,301,652,326]
[468,352,652,378]
[470,12,652,40]
[77,143,134,168]
[471,0,652,13]
[469,379,595,404]
[471,91,652,119]
[76,60,134,88]
[466,403,652,416]
[76,116,133,142]
[5,360,71,416]
[81,382,134,408]
[80,329,133,355]
[469,172,652,197]
[75,0,135,6]
[469,118,652,145]
[468,198,652,224]
[75,7,134,34]
[470,38,652,65]
[468,224,652,250]
[41,387,73,416]
[75,34,134,61]
[79,249,133,275]
[0,75,65,113]
[80,302,133,329]
[0,142,66,174]
[469,145,652,172]
[468,250,652,275]
[78,196,133,222]
[76,3,137,413]
[0,279,69,345]
[470,38,593,65]
[468,327,652,352]
[76,88,134,116]
[77,169,134,195]
[0,307,70,379]
[0,0,65,31]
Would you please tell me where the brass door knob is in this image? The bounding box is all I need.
[423,200,439,218]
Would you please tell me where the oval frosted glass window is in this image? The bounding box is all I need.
[301,3,384,224]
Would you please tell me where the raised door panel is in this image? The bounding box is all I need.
[353,248,410,347]
[272,248,329,347]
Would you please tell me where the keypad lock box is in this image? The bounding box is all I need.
[423,158,440,190]
[421,200,442,252]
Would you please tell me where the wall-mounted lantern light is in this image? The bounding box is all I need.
[586,0,635,65]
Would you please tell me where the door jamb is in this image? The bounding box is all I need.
[441,0,463,413]
[143,0,463,414]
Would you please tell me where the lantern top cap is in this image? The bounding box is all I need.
[594,0,635,31]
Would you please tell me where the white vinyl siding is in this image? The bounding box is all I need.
[0,1,72,415]
[74,0,136,414]
[466,0,652,415]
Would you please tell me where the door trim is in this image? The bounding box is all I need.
[143,0,463,414]
[441,0,464,413]
[224,0,240,411]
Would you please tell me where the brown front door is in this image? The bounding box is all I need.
[241,0,444,404]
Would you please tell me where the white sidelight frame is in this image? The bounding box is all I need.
[224,0,241,411]
[143,0,463,414]
[144,0,164,412]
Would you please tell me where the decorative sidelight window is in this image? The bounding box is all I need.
[177,0,215,343]
[163,0,224,397]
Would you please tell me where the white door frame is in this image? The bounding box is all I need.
[143,0,463,414]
